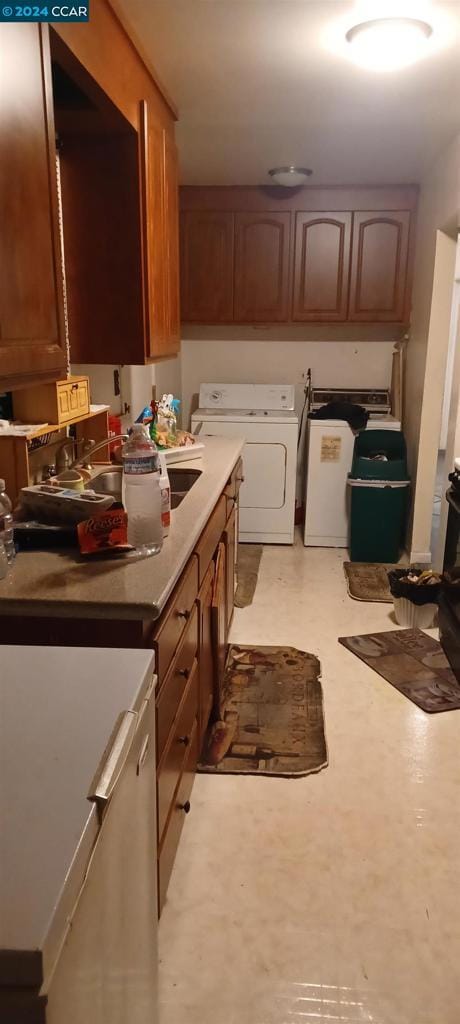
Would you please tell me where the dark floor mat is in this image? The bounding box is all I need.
[343,562,398,603]
[234,544,263,608]
[198,644,328,776]
[339,629,460,713]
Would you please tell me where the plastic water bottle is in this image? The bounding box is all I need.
[0,479,15,563]
[122,425,163,556]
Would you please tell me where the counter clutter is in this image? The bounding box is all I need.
[0,436,243,620]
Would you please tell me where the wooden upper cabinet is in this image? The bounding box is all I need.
[293,213,351,322]
[140,103,180,361]
[0,25,66,389]
[164,136,181,352]
[234,213,290,322]
[180,211,234,322]
[349,211,411,322]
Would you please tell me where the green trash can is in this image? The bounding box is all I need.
[348,430,410,563]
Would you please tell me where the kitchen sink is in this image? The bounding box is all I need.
[89,468,122,499]
[89,465,201,509]
[168,468,202,509]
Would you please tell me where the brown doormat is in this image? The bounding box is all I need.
[339,628,460,713]
[343,561,397,603]
[198,645,328,777]
[234,544,263,608]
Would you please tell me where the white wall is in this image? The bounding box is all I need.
[73,356,182,424]
[180,333,397,428]
[404,134,460,561]
[439,235,460,450]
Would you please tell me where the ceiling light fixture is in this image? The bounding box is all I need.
[345,16,433,71]
[268,166,313,187]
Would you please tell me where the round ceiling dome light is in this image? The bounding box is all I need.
[345,16,433,71]
[268,166,313,187]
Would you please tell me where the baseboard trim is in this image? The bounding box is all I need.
[410,550,432,564]
[240,532,293,544]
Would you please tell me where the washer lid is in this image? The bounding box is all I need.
[308,415,401,429]
[198,383,295,411]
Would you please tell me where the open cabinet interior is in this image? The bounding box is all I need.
[50,31,146,366]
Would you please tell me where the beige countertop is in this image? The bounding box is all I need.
[0,436,244,622]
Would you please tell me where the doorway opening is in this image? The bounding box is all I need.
[431,232,460,566]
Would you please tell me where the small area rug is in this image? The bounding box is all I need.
[234,544,263,608]
[198,644,328,777]
[343,561,397,603]
[339,628,460,713]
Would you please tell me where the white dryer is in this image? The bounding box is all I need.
[191,384,298,544]
[304,387,401,548]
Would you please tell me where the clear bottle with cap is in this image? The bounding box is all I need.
[122,425,163,556]
[0,479,15,563]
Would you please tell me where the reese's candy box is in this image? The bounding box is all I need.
[78,507,132,555]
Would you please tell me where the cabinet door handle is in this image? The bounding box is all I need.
[178,668,190,679]
[179,800,191,814]
[178,734,190,746]
[177,609,190,620]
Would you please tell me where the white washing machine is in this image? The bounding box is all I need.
[191,383,298,544]
[304,387,401,547]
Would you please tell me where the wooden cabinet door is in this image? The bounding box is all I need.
[0,25,66,389]
[293,213,351,321]
[164,136,180,354]
[349,211,411,322]
[180,210,234,322]
[234,212,290,322]
[211,542,227,718]
[140,103,180,360]
[198,562,215,746]
[224,506,237,638]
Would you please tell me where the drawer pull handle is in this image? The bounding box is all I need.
[177,609,190,620]
[179,800,191,814]
[178,668,190,679]
[237,476,245,484]
[178,734,190,747]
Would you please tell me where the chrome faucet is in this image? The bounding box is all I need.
[56,437,91,473]
[69,435,129,471]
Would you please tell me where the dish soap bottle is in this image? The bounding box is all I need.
[122,425,163,556]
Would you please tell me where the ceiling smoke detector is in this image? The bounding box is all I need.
[268,166,313,187]
[345,16,433,71]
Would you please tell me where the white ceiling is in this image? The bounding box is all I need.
[118,0,460,186]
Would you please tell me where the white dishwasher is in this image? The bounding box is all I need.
[0,646,158,1024]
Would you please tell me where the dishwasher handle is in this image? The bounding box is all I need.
[88,710,138,806]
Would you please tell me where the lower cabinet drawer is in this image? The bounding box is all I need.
[152,556,199,683]
[156,604,199,763]
[158,719,199,914]
[194,495,226,585]
[157,658,199,842]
